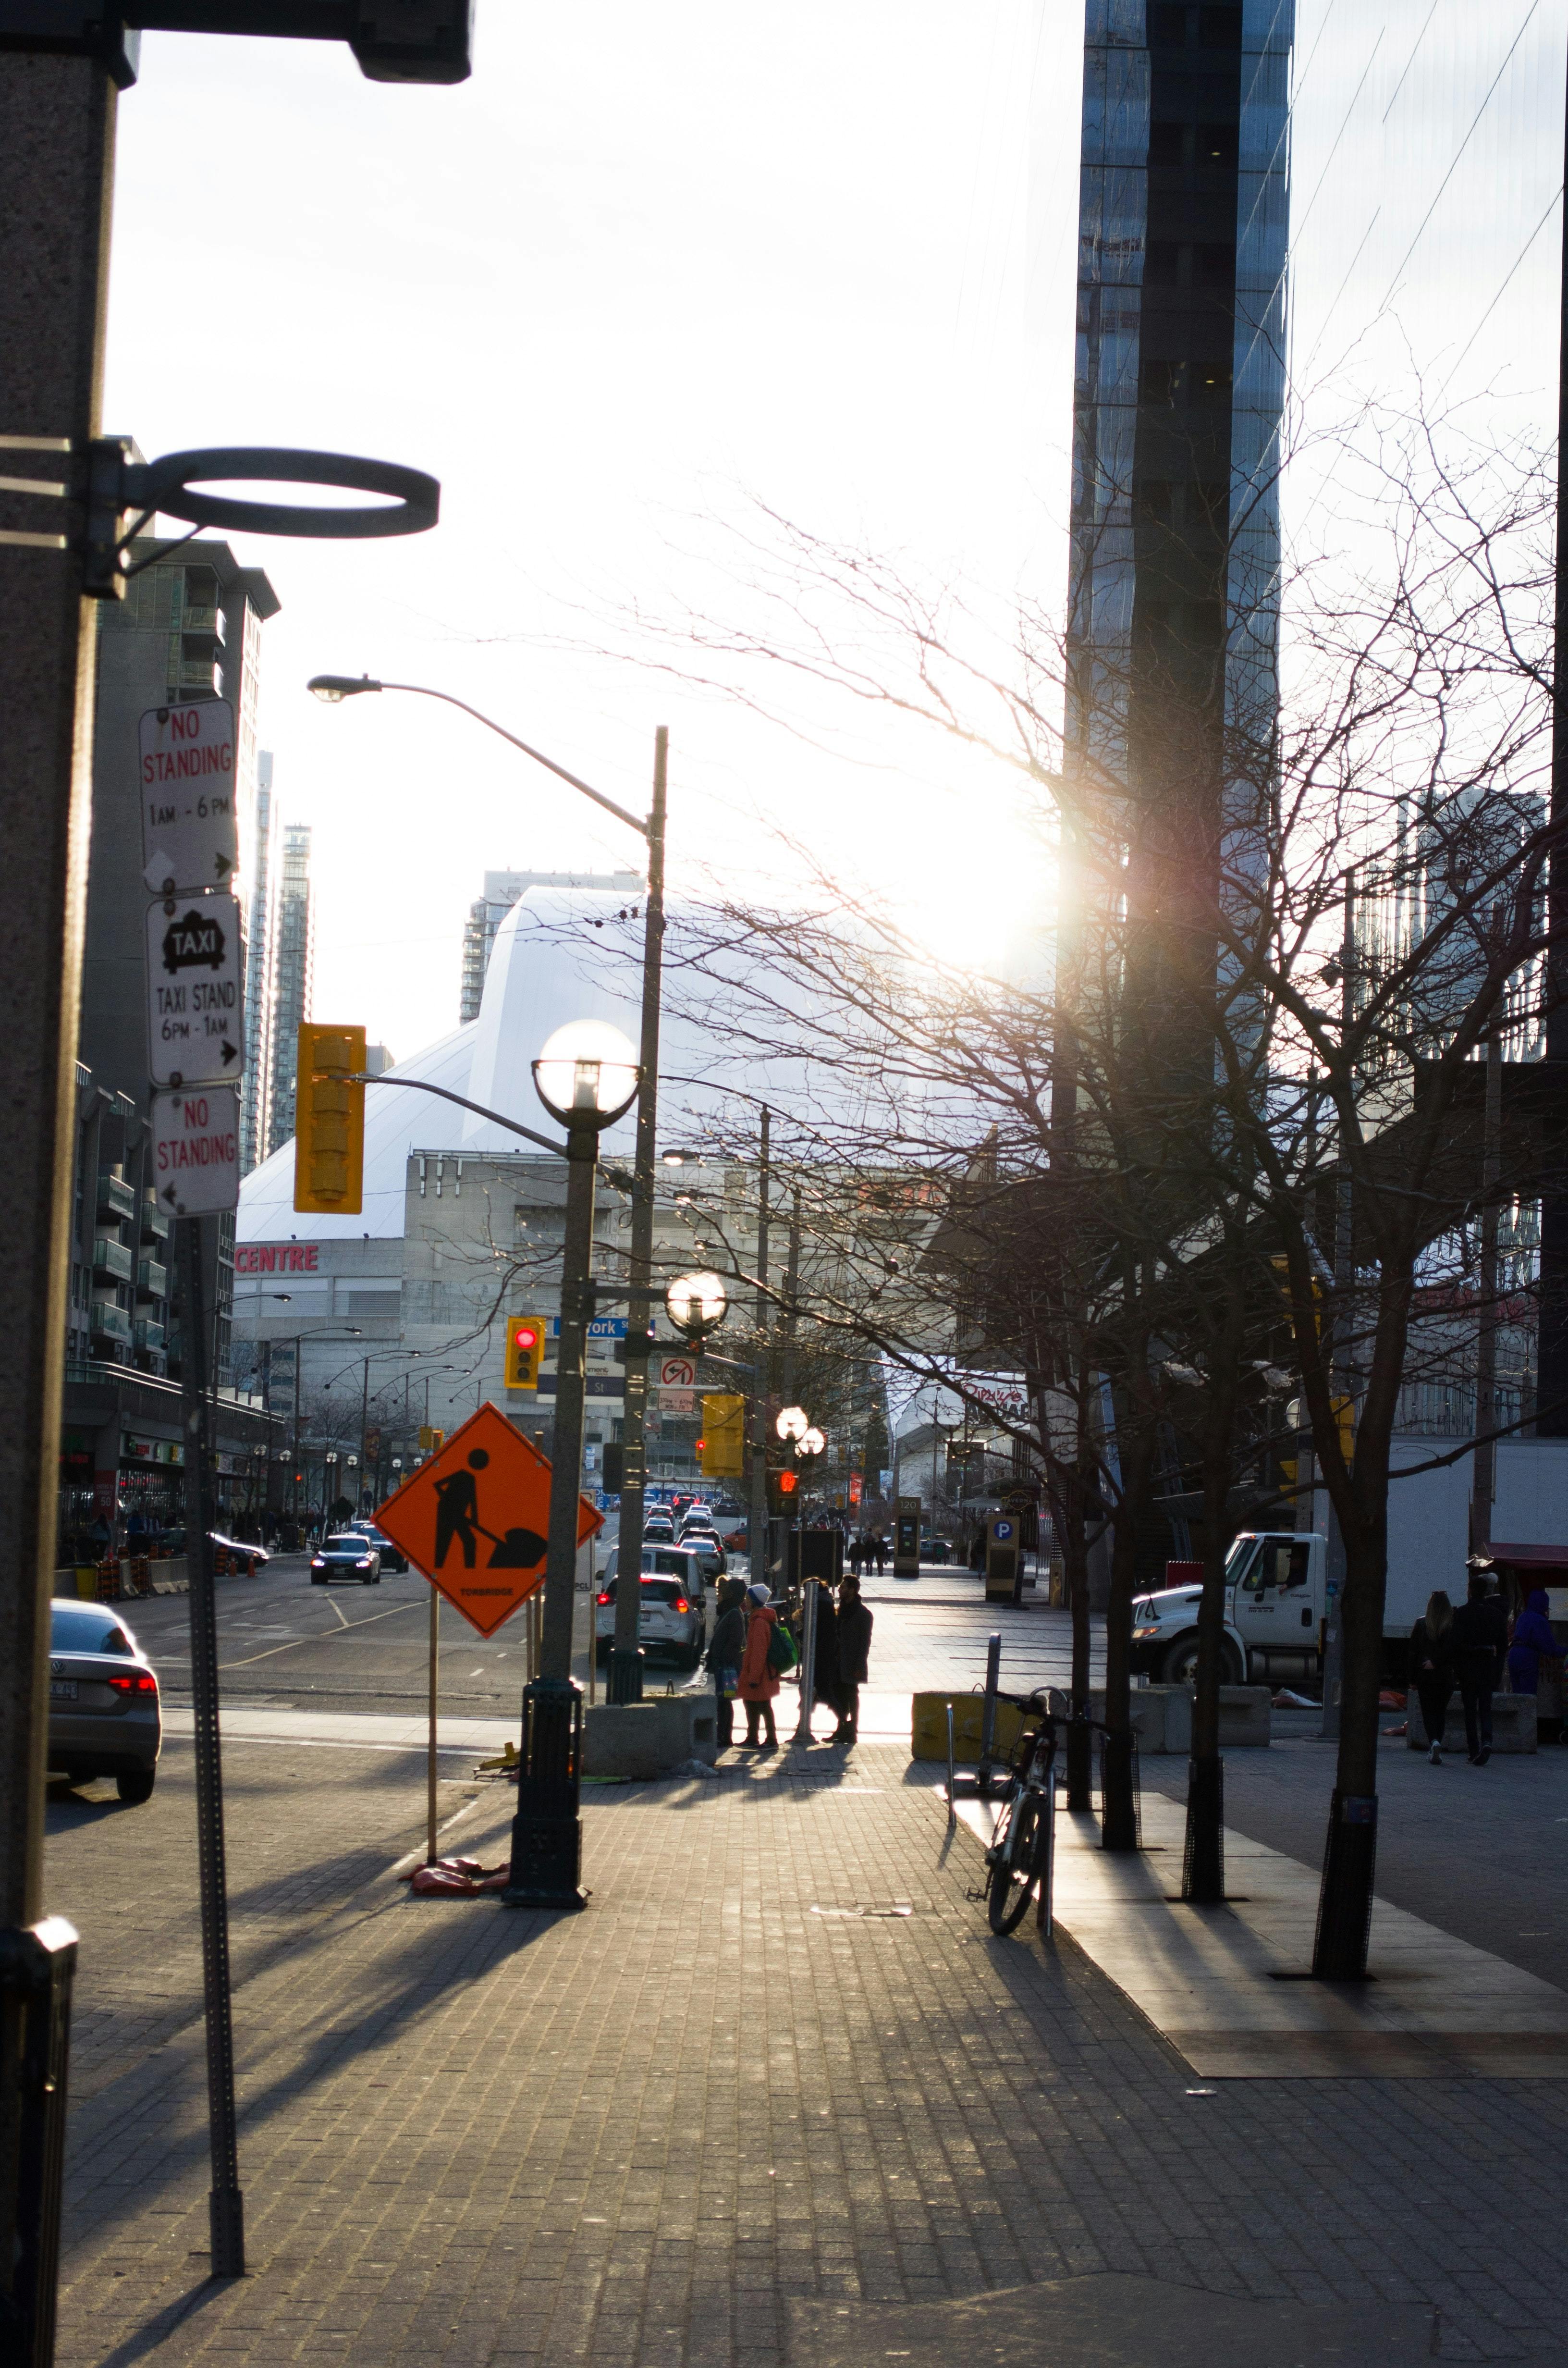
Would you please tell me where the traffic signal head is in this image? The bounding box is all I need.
[777,1469,799,1496]
[294,1024,366,1214]
[505,1317,545,1391]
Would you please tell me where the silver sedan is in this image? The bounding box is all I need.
[48,1600,161,1803]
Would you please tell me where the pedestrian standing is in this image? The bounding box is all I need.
[874,1533,887,1576]
[1507,1587,1566,1742]
[833,1571,874,1746]
[738,1579,781,1751]
[705,1577,747,1753]
[809,1577,840,1738]
[1410,1591,1456,1764]
[848,1532,865,1579]
[1452,1569,1508,1766]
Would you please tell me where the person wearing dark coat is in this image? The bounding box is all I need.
[705,1577,747,1752]
[1507,1587,1565,1739]
[833,1572,874,1745]
[1409,1591,1456,1765]
[809,1579,840,1738]
[1452,1571,1509,1765]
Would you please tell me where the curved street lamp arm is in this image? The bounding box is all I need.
[351,1070,568,1159]
[374,683,649,839]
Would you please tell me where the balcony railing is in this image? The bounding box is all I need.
[140,1202,170,1245]
[97,1174,135,1224]
[92,1236,133,1284]
[134,1320,166,1353]
[136,1258,168,1301]
[90,1300,133,1344]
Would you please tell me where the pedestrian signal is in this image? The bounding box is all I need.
[294,1024,366,1214]
[504,1316,545,1390]
[777,1469,799,1495]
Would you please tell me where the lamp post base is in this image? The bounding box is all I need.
[606,1644,645,1705]
[505,1676,588,1911]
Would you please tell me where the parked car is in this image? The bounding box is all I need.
[47,1601,160,1802]
[594,1565,705,1668]
[344,1523,408,1574]
[310,1533,382,1586]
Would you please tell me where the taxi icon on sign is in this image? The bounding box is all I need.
[161,907,227,974]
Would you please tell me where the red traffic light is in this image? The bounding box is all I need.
[514,1323,538,1347]
[695,1438,706,1453]
[778,1470,799,1495]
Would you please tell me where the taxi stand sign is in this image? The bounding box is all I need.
[374,1400,603,1639]
[146,890,244,1089]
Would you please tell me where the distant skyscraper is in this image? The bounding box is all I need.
[241,751,276,1175]
[265,824,314,1159]
[458,867,642,1022]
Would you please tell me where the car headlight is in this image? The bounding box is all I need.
[356,1558,372,1568]
[1132,1625,1160,1640]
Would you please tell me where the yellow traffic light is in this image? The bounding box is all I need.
[293,1024,366,1214]
[504,1316,546,1391]
[698,1393,746,1477]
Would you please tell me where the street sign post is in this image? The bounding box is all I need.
[374,1401,602,1638]
[146,892,244,1088]
[150,1087,240,1217]
[139,698,237,892]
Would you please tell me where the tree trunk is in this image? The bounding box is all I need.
[1312,1504,1387,1976]
[1183,1443,1230,1902]
[1101,1412,1152,1852]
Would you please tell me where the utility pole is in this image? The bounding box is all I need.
[748,1108,771,1580]
[0,52,117,2362]
[1320,876,1354,1742]
[1471,940,1505,1549]
[608,729,667,1704]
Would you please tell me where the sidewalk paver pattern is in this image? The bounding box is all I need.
[43,1578,1568,2366]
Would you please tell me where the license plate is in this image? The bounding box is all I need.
[50,1680,78,1702]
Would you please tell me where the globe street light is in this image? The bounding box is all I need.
[507,1019,641,1910]
[664,1269,728,1342]
[308,672,671,1712]
[776,1405,808,1443]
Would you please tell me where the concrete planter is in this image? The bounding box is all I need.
[1062,1684,1273,1753]
[583,1693,720,1780]
[1406,1690,1537,1753]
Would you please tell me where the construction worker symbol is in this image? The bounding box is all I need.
[431,1448,547,1571]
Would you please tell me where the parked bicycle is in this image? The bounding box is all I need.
[982,1690,1058,1934]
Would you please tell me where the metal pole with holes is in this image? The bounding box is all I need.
[180,1218,245,2274]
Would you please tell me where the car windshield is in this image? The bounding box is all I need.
[323,1536,369,1552]
[51,1605,135,1655]
[648,1550,697,1576]
[599,1577,691,1603]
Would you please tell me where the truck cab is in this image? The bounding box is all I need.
[1130,1531,1327,1688]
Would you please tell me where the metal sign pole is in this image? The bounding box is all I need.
[180,1215,245,2277]
[793,1575,818,1744]
[426,1583,439,1864]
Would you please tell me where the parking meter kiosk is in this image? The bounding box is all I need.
[893,1496,921,1578]
[984,1514,1022,1603]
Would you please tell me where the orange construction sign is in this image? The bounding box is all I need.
[374,1400,604,1638]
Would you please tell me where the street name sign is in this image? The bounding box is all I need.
[150,1086,240,1216]
[373,1401,604,1638]
[139,700,239,893]
[146,891,244,1087]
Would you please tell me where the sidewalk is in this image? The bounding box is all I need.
[52,1728,1568,2368]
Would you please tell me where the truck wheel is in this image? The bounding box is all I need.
[1160,1635,1244,1688]
[1161,1635,1202,1688]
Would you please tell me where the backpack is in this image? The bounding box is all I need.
[766,1617,798,1674]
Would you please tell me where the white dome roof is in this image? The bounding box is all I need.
[238,883,816,1243]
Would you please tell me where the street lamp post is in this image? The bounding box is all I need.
[506,1020,640,1909]
[308,676,669,1707]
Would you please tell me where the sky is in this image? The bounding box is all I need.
[103,1,1082,1061]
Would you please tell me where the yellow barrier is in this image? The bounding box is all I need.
[910,1690,1026,1764]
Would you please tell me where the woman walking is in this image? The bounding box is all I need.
[738,1579,781,1751]
[1410,1591,1456,1764]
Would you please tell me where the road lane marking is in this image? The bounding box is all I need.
[219,1596,427,1668]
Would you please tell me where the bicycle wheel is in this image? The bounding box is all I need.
[987,1792,1040,1934]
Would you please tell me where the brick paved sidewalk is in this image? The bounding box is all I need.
[52,1735,1568,2368]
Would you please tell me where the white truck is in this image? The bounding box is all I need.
[1128,1435,1568,1688]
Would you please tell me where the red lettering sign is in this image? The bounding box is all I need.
[235,1243,319,1274]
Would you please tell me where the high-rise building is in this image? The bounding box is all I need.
[241,750,276,1175]
[1067,0,1291,805]
[459,868,643,1022]
[265,824,315,1160]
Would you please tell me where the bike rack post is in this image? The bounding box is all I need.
[945,1702,956,1824]
[977,1631,1001,1785]
[1035,1767,1055,1938]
